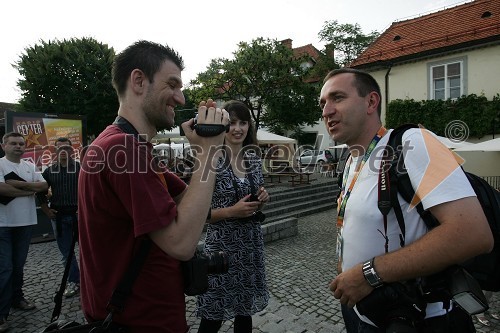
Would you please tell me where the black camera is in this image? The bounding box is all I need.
[180,113,230,137]
[249,193,259,202]
[357,281,426,333]
[243,193,266,223]
[181,250,229,296]
[250,210,266,223]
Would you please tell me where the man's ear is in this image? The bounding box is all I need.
[366,91,380,115]
[131,69,145,94]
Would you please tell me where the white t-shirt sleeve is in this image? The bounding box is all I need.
[401,128,476,210]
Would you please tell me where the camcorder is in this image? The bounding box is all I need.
[179,113,230,137]
[181,250,229,296]
[357,266,489,333]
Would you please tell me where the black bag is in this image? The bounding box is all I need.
[380,124,500,291]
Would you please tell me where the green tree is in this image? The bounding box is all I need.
[184,37,322,133]
[14,37,118,137]
[318,20,379,67]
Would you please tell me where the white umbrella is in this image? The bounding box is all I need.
[329,137,470,150]
[454,138,500,152]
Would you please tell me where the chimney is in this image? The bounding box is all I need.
[281,39,293,49]
[325,43,335,58]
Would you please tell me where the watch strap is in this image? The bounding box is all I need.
[362,257,384,288]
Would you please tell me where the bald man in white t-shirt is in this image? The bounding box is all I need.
[319,68,493,333]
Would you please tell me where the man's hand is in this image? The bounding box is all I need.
[42,207,57,219]
[329,263,373,308]
[181,99,229,149]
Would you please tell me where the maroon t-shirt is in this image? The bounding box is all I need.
[78,125,188,332]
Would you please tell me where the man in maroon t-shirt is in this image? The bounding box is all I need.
[78,40,228,333]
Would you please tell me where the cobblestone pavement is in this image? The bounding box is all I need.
[6,196,500,332]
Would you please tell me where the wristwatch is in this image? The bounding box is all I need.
[362,258,384,288]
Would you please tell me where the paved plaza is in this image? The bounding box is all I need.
[6,206,500,332]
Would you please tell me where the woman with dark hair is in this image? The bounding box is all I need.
[196,100,270,333]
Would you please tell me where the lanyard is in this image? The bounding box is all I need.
[157,172,169,190]
[336,127,387,227]
[223,150,256,203]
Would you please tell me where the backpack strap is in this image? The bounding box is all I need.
[378,124,439,248]
[335,124,438,248]
[378,124,420,249]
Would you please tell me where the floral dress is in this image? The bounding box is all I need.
[196,151,269,320]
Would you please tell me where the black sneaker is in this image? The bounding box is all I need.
[12,297,36,311]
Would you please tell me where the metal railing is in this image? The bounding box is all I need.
[480,176,500,190]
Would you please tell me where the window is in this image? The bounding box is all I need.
[429,59,465,100]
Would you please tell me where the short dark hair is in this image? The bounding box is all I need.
[55,137,72,146]
[2,132,24,144]
[323,68,382,116]
[222,100,258,147]
[112,40,184,97]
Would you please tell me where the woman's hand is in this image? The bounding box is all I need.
[230,195,261,218]
[256,187,269,203]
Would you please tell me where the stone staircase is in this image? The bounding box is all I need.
[262,178,339,224]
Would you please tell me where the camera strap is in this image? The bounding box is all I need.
[223,150,257,203]
[97,116,154,317]
[113,115,148,143]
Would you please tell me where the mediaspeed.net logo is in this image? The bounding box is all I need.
[408,124,466,209]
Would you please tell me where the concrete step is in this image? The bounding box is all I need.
[262,179,339,223]
[264,187,337,211]
[263,196,337,222]
[269,183,337,201]
[264,201,336,224]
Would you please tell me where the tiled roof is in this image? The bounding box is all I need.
[351,0,500,67]
[293,44,321,61]
[292,43,322,83]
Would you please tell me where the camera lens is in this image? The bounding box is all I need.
[206,251,229,275]
[254,211,266,223]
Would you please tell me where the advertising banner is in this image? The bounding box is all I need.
[4,111,87,170]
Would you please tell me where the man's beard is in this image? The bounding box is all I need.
[143,92,173,133]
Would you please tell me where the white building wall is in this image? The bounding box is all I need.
[297,45,500,152]
[370,45,500,123]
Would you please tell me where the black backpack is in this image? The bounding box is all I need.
[378,124,500,291]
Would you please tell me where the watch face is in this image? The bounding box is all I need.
[363,262,382,287]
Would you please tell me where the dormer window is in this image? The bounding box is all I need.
[481,11,492,18]
[393,35,401,41]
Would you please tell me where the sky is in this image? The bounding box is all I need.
[1,0,469,104]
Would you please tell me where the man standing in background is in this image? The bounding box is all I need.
[38,137,80,298]
[0,132,48,332]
